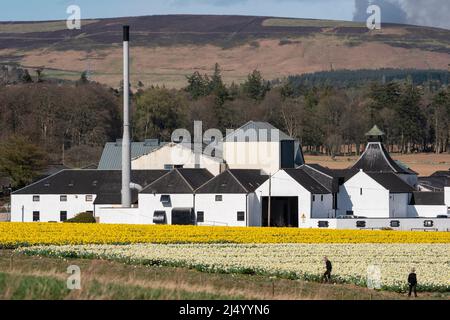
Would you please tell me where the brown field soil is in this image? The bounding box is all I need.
[1,250,447,300]
[305,153,450,176]
[8,35,450,89]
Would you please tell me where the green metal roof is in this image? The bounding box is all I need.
[365,125,385,137]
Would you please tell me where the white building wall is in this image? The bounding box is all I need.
[312,194,334,218]
[223,141,280,174]
[338,172,390,218]
[445,187,450,208]
[195,194,248,227]
[407,205,448,218]
[96,207,145,224]
[139,193,194,225]
[11,194,96,222]
[257,170,312,218]
[389,193,410,218]
[132,143,222,175]
[248,192,263,227]
[303,218,450,232]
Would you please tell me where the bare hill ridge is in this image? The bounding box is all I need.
[0,15,449,88]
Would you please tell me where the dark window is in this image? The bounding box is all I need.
[424,220,434,228]
[33,211,40,222]
[360,188,363,196]
[346,211,354,216]
[356,221,366,228]
[33,195,40,202]
[321,195,324,202]
[215,195,223,202]
[174,165,184,169]
[153,211,167,225]
[60,211,68,222]
[164,165,174,170]
[60,195,67,202]
[312,195,316,202]
[318,221,329,228]
[197,212,205,223]
[237,211,245,221]
[160,195,171,203]
[390,220,400,228]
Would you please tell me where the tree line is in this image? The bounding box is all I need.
[1,64,449,188]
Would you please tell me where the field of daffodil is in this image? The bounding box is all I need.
[18,243,450,292]
[1,223,450,247]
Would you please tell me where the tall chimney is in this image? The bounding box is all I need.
[121,25,131,207]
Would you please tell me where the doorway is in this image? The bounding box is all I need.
[262,197,299,227]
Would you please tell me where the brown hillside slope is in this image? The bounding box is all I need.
[0,15,448,88]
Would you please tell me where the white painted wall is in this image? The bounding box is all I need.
[303,218,450,232]
[256,171,311,222]
[96,207,145,224]
[389,193,410,218]
[11,194,96,222]
[312,194,334,218]
[139,193,194,225]
[338,172,390,218]
[223,141,279,174]
[407,205,448,218]
[195,194,248,227]
[132,143,222,175]
[445,187,450,207]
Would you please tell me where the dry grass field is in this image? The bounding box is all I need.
[305,153,450,176]
[1,250,447,300]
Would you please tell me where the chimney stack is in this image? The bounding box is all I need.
[121,25,131,207]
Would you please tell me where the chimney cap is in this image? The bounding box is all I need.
[123,25,130,42]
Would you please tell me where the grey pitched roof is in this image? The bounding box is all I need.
[300,165,339,193]
[141,169,213,194]
[225,121,294,142]
[13,170,168,204]
[431,170,450,178]
[418,176,450,192]
[196,169,269,194]
[366,173,415,193]
[410,192,445,206]
[98,140,167,170]
[352,142,414,175]
[284,168,331,194]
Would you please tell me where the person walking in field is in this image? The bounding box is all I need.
[322,256,333,283]
[408,268,418,298]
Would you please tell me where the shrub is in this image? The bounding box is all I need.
[65,212,96,224]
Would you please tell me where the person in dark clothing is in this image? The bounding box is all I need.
[408,268,418,298]
[322,257,333,283]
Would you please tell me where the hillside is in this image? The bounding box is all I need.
[0,15,449,88]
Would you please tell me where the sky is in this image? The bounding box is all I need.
[0,0,448,29]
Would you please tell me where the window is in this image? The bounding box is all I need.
[33,195,40,202]
[318,221,329,228]
[197,212,205,223]
[174,165,184,169]
[60,211,68,222]
[33,211,40,222]
[390,220,400,228]
[164,165,174,170]
[312,195,316,202]
[321,195,324,202]
[85,195,93,202]
[215,195,223,202]
[360,188,363,196]
[160,195,171,204]
[424,220,434,228]
[237,211,245,222]
[60,195,67,202]
[356,221,366,228]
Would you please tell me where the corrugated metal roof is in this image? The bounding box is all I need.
[225,121,294,142]
[98,141,167,170]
